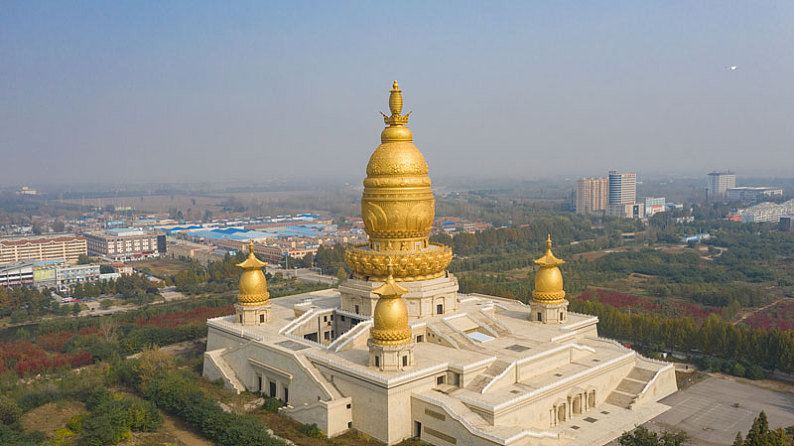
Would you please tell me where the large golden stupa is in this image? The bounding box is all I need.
[344,81,452,282]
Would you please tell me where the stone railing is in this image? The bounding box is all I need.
[441,317,471,339]
[476,309,513,334]
[334,308,371,321]
[427,323,460,349]
[207,318,264,342]
[631,363,673,409]
[598,337,635,353]
[559,315,598,331]
[283,332,324,348]
[328,320,373,352]
[279,308,320,335]
[480,362,517,394]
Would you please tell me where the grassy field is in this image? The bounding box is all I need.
[20,400,86,436]
[135,257,193,278]
[56,189,355,217]
[59,194,226,215]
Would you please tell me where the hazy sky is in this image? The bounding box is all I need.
[2,1,793,186]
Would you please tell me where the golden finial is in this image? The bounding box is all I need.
[535,235,564,267]
[385,256,394,280]
[238,239,267,269]
[389,81,402,116]
[373,257,408,297]
[383,80,410,126]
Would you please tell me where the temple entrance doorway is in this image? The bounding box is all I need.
[557,404,567,422]
[573,395,582,414]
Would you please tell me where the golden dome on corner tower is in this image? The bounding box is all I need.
[532,235,566,303]
[345,81,452,282]
[370,269,412,346]
[237,240,270,306]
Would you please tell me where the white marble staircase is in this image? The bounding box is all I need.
[469,311,511,337]
[605,367,656,409]
[466,359,513,393]
[205,348,246,394]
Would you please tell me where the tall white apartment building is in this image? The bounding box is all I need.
[707,171,736,201]
[607,171,639,217]
[575,177,608,214]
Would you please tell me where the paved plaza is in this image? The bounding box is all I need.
[647,376,794,445]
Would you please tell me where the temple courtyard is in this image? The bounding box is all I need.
[629,375,794,445]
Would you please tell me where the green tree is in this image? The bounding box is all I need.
[618,426,688,446]
[10,310,27,324]
[71,303,81,315]
[745,411,770,446]
[0,396,22,425]
[737,411,794,446]
[80,404,132,445]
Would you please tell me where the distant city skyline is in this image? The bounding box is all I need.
[2,1,793,186]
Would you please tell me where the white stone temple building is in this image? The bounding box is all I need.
[203,82,677,446]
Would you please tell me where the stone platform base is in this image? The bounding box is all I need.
[339,274,459,319]
[529,300,569,324]
[235,302,272,326]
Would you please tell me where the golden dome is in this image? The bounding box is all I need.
[535,267,563,293]
[237,240,270,306]
[345,81,452,282]
[370,271,411,346]
[365,142,429,178]
[532,235,566,303]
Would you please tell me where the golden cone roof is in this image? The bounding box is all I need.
[372,271,409,298]
[237,240,267,269]
[534,234,565,267]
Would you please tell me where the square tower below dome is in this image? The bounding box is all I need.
[339,274,459,319]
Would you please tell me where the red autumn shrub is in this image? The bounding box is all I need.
[744,302,794,331]
[134,306,233,328]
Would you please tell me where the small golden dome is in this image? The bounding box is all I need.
[240,269,267,296]
[532,235,566,303]
[370,271,411,346]
[535,267,564,293]
[237,240,270,306]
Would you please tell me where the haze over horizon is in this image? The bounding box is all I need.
[2,1,793,186]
